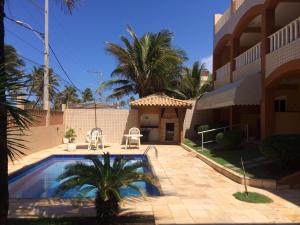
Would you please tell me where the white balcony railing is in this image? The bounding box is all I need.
[269,17,300,52]
[216,63,231,82]
[235,42,261,70]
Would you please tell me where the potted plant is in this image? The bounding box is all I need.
[65,128,77,151]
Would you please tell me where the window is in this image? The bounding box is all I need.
[274,97,287,112]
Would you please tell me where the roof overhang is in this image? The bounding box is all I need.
[196,73,261,110]
[130,94,193,109]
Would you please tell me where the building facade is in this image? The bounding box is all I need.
[197,0,300,139]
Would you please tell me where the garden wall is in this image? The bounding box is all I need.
[183,100,213,140]
[21,125,65,155]
[64,108,138,144]
[11,110,65,156]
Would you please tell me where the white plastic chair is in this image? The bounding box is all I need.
[127,127,141,149]
[86,128,104,150]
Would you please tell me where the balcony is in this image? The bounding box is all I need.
[214,0,265,48]
[215,0,245,34]
[215,63,231,89]
[233,42,261,81]
[266,17,300,77]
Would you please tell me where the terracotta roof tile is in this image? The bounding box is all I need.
[130,94,193,109]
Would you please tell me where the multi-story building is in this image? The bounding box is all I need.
[197,0,300,139]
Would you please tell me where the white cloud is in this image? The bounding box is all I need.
[201,55,213,73]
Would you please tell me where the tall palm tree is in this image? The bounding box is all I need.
[170,61,209,100]
[56,153,154,225]
[27,66,60,107]
[105,26,187,99]
[4,44,25,97]
[0,1,79,224]
[4,44,25,78]
[61,85,79,107]
[82,87,94,102]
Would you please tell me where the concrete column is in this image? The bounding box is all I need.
[261,8,275,139]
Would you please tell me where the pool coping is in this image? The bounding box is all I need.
[181,143,278,190]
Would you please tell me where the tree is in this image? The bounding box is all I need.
[53,92,64,110]
[0,1,80,224]
[119,100,126,108]
[82,88,94,102]
[171,61,209,100]
[56,153,154,224]
[27,66,60,107]
[105,26,186,99]
[61,85,79,107]
[4,44,25,98]
[4,45,25,79]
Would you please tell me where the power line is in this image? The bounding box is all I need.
[48,44,81,92]
[17,53,82,92]
[4,14,82,93]
[26,0,44,12]
[5,28,43,54]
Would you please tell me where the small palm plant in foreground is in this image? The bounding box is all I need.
[55,153,155,224]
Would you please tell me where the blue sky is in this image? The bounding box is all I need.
[5,0,230,101]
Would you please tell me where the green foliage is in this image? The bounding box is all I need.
[82,88,94,102]
[233,192,273,203]
[197,122,227,141]
[105,26,186,99]
[4,45,25,79]
[27,66,60,107]
[59,86,80,107]
[216,130,243,150]
[55,153,155,224]
[0,64,33,161]
[199,81,213,95]
[64,128,76,143]
[260,134,300,165]
[170,61,210,99]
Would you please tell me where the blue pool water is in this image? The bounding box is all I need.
[9,155,160,199]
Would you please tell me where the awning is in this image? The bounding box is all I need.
[197,73,261,110]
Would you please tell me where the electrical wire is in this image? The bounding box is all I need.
[48,43,81,92]
[5,28,43,54]
[5,14,82,93]
[17,53,82,93]
[25,0,44,12]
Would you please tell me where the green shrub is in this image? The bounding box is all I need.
[197,122,228,141]
[65,128,77,143]
[260,134,300,165]
[216,130,243,150]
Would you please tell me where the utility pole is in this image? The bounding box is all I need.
[44,0,50,126]
[87,70,103,128]
[87,70,104,102]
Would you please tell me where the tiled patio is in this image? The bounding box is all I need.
[8,144,300,224]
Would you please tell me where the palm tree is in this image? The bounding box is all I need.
[82,87,94,102]
[4,45,25,78]
[53,92,64,110]
[0,1,80,224]
[105,26,186,99]
[170,61,209,100]
[4,45,25,98]
[61,85,79,107]
[27,66,60,107]
[56,153,154,224]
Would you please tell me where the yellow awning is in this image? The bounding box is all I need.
[197,73,261,110]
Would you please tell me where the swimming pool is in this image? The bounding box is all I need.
[9,154,160,199]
